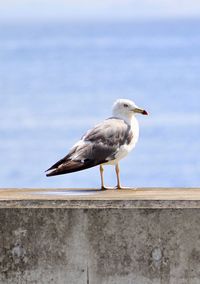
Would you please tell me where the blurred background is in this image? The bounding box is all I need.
[0,0,200,188]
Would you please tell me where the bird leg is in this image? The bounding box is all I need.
[100,165,106,190]
[115,163,122,189]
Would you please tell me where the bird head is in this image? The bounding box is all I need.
[112,99,148,121]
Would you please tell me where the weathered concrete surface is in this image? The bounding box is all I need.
[0,188,200,208]
[0,189,200,284]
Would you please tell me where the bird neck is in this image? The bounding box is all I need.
[115,113,135,125]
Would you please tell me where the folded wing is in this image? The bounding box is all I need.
[46,118,133,176]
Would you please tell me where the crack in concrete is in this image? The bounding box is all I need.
[87,265,89,284]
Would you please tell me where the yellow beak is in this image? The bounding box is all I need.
[133,107,148,115]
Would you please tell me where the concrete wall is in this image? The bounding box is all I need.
[0,208,200,284]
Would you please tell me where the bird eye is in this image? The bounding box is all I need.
[124,104,128,108]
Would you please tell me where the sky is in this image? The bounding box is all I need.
[0,0,200,22]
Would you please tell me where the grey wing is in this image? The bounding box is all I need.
[83,117,133,161]
[46,118,132,176]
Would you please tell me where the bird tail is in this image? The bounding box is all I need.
[46,159,96,177]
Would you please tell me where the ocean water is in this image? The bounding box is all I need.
[0,19,200,188]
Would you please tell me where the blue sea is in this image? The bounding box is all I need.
[0,19,200,188]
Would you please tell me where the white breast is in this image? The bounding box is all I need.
[106,116,139,165]
[129,115,139,148]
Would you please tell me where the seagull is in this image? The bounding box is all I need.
[46,99,148,189]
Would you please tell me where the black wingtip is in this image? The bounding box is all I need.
[45,168,51,174]
[45,169,57,177]
[45,166,55,173]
